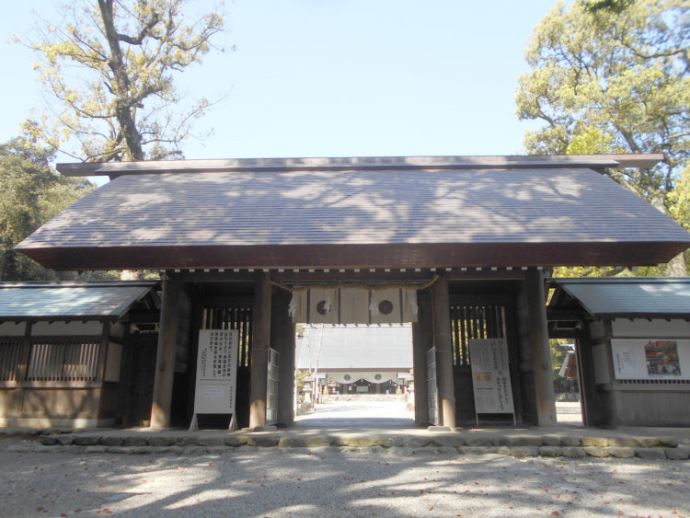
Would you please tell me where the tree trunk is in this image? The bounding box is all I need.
[97,0,145,160]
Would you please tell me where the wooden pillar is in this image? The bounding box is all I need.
[16,322,33,383]
[412,289,431,426]
[431,274,456,429]
[273,289,295,426]
[249,272,272,428]
[525,268,557,426]
[150,278,181,429]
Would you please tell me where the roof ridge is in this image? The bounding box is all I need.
[56,154,663,177]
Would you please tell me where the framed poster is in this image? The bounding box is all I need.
[611,339,690,380]
[469,338,515,417]
[190,329,239,429]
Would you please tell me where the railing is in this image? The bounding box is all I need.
[450,304,506,366]
[26,340,101,382]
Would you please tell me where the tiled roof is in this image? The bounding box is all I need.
[0,283,155,320]
[16,163,690,270]
[550,278,690,318]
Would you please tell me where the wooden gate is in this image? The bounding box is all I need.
[450,295,520,425]
[196,302,253,427]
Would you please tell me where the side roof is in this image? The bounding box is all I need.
[0,282,157,321]
[549,278,690,319]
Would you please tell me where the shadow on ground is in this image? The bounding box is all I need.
[1,444,689,517]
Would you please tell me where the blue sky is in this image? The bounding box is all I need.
[0,0,556,162]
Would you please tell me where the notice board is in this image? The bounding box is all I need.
[193,329,239,416]
[469,338,515,415]
[611,339,690,380]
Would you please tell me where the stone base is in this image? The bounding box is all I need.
[18,428,690,461]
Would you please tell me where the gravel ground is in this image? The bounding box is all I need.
[0,441,688,517]
[295,399,414,428]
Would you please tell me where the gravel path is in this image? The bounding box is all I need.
[0,441,688,517]
[295,399,414,428]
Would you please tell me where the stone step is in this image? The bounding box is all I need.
[17,431,690,460]
[33,432,684,448]
[7,441,690,460]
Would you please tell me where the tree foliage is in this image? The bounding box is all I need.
[0,134,93,281]
[518,0,690,278]
[516,0,689,204]
[27,0,225,161]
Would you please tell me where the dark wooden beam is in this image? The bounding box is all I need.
[525,269,557,426]
[20,241,689,271]
[150,279,182,429]
[271,290,295,427]
[412,290,432,426]
[125,311,161,324]
[546,309,587,321]
[162,269,526,287]
[249,272,272,428]
[431,274,456,429]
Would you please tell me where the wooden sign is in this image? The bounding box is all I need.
[469,338,515,418]
[190,329,239,429]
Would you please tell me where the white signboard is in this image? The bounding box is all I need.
[611,339,690,380]
[469,338,515,415]
[193,329,239,416]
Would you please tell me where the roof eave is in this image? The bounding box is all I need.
[15,241,690,272]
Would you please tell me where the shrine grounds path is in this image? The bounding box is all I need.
[293,399,583,427]
[295,398,415,428]
[1,440,688,517]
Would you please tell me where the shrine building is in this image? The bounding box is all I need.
[4,154,690,430]
[295,324,414,396]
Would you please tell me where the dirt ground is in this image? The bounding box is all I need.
[0,441,688,517]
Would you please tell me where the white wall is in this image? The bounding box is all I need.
[296,324,413,370]
[612,318,690,338]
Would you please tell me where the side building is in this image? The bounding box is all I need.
[0,282,160,428]
[549,277,690,427]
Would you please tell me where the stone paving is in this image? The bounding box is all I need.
[3,425,689,461]
[2,399,688,461]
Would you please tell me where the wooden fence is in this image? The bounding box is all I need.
[450,304,506,366]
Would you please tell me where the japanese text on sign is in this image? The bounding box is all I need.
[193,329,239,415]
[469,338,515,415]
